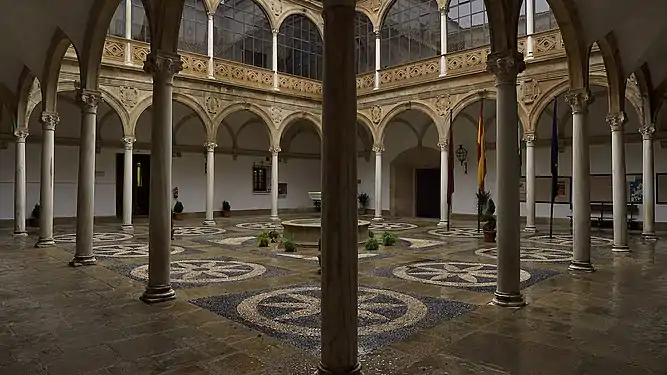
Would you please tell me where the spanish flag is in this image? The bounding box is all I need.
[477,98,486,193]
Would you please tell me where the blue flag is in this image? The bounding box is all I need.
[550,99,559,203]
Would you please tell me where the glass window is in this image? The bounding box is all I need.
[518,0,527,37]
[355,12,375,74]
[534,0,557,32]
[380,0,440,68]
[131,0,150,42]
[108,1,125,37]
[253,165,270,192]
[447,0,489,52]
[214,0,272,68]
[179,0,208,54]
[278,15,323,80]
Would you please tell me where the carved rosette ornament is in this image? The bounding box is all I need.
[122,137,135,150]
[205,96,222,115]
[486,51,525,85]
[144,51,183,80]
[437,140,448,152]
[204,142,217,152]
[434,94,452,116]
[519,79,540,105]
[606,112,627,133]
[14,129,29,142]
[269,145,281,155]
[565,89,591,114]
[40,111,60,131]
[119,86,139,109]
[370,105,382,124]
[372,144,384,154]
[270,106,285,127]
[77,89,102,114]
[639,124,656,140]
[523,133,536,145]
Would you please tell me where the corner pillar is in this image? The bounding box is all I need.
[524,133,537,232]
[372,144,384,221]
[608,112,629,251]
[35,112,59,248]
[270,146,281,221]
[13,129,29,237]
[640,125,656,239]
[121,137,135,232]
[203,142,217,226]
[437,140,449,227]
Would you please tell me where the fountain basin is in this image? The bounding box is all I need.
[281,218,371,247]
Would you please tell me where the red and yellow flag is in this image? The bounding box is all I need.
[477,98,486,193]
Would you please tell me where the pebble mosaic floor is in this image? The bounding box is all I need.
[1,214,666,375]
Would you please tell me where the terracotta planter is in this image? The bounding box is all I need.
[222,210,231,218]
[173,212,184,220]
[483,230,496,243]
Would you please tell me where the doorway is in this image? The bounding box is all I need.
[415,168,440,218]
[116,153,151,217]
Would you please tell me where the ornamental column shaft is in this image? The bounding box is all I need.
[524,134,537,232]
[487,50,525,307]
[437,141,449,227]
[272,29,279,90]
[640,125,656,238]
[566,89,594,272]
[121,137,135,232]
[372,144,383,221]
[270,146,280,221]
[35,112,59,248]
[608,113,629,251]
[140,51,183,304]
[203,142,216,226]
[13,129,29,236]
[207,14,214,78]
[374,30,380,89]
[439,7,448,76]
[70,90,101,267]
[525,0,534,58]
[319,0,360,372]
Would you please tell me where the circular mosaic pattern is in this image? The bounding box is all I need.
[172,227,226,236]
[53,232,133,243]
[236,222,284,231]
[475,246,572,263]
[427,228,483,238]
[92,243,185,258]
[393,261,531,287]
[526,235,613,247]
[237,286,427,337]
[130,260,266,284]
[368,222,418,231]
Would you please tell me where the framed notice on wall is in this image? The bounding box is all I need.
[278,182,287,198]
[519,176,572,204]
[590,173,643,203]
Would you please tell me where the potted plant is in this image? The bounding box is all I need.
[382,231,397,246]
[222,201,231,217]
[28,203,40,227]
[482,197,497,243]
[257,232,270,247]
[365,237,380,251]
[283,237,297,253]
[358,193,370,215]
[173,200,184,220]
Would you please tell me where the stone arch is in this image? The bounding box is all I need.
[277,111,322,145]
[378,101,443,144]
[81,0,125,90]
[450,89,528,136]
[357,111,377,143]
[41,30,76,113]
[212,102,275,141]
[276,10,324,39]
[354,6,377,30]
[131,93,210,137]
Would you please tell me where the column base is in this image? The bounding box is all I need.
[34,238,55,248]
[68,256,97,267]
[492,291,526,308]
[523,225,537,233]
[140,285,176,304]
[202,220,216,227]
[13,231,28,237]
[642,232,657,241]
[568,260,595,272]
[436,220,449,228]
[316,362,362,375]
[612,245,630,253]
[270,215,281,222]
[371,217,384,222]
[121,224,134,233]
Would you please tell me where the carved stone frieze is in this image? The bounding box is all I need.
[370,105,382,124]
[519,78,540,105]
[270,106,285,127]
[434,94,452,116]
[205,95,223,115]
[119,86,139,109]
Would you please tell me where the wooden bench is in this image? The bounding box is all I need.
[568,203,639,230]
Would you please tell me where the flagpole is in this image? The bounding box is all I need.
[549,199,554,238]
[549,98,559,238]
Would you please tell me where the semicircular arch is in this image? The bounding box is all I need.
[213,102,275,141]
[378,101,443,144]
[276,10,324,40]
[131,93,210,137]
[277,111,322,144]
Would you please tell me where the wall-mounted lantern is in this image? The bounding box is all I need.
[456,144,468,174]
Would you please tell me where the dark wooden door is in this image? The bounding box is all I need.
[415,168,440,218]
[134,154,151,216]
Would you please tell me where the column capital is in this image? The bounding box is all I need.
[269,145,281,155]
[76,89,102,114]
[606,112,627,133]
[40,111,60,131]
[565,89,592,114]
[374,29,380,38]
[272,29,278,36]
[14,128,29,142]
[439,5,449,14]
[122,136,136,150]
[437,140,448,151]
[143,51,183,80]
[523,133,536,144]
[486,50,525,85]
[372,144,384,154]
[204,142,217,152]
[639,124,656,140]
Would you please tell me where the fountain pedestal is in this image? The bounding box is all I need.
[281,218,370,247]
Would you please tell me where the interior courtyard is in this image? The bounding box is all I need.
[1,0,666,374]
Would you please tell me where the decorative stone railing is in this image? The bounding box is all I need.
[277,73,323,97]
[378,56,441,89]
[445,47,491,77]
[356,72,375,94]
[214,59,274,91]
[531,29,565,60]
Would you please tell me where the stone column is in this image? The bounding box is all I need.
[374,30,380,90]
[35,112,59,248]
[270,145,280,221]
[207,13,214,78]
[608,112,629,251]
[525,0,534,59]
[203,142,216,226]
[319,0,361,372]
[372,144,383,221]
[437,140,449,227]
[70,89,101,267]
[124,0,132,65]
[272,29,279,90]
[439,6,448,76]
[524,133,537,232]
[140,51,183,304]
[121,137,135,232]
[487,51,525,307]
[13,129,29,237]
[566,89,594,272]
[640,125,656,239]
